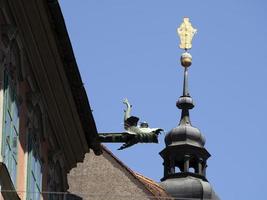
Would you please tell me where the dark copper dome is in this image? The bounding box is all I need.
[160,175,220,200]
[164,95,206,148]
[165,124,205,147]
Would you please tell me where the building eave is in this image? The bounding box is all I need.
[46,1,102,155]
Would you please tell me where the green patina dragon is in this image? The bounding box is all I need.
[98,98,163,150]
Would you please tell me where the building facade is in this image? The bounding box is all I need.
[0,0,100,199]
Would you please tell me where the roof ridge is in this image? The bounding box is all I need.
[134,172,165,190]
[134,172,171,199]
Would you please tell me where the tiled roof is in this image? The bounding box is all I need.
[135,172,172,200]
[102,146,172,199]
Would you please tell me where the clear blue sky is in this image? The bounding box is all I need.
[60,1,267,199]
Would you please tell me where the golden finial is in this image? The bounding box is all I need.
[177,17,197,51]
[177,18,197,67]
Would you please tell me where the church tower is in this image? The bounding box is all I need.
[159,18,220,200]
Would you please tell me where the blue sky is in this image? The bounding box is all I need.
[60,1,267,199]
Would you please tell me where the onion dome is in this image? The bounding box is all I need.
[165,95,206,148]
[165,122,205,147]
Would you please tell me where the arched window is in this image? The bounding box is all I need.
[175,166,181,173]
[189,167,195,173]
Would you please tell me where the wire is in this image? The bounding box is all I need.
[0,189,212,200]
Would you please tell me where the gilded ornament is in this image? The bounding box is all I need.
[177,17,197,50]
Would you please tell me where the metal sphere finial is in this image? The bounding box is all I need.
[181,52,192,67]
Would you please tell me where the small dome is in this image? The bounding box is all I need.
[165,124,205,147]
[160,176,220,200]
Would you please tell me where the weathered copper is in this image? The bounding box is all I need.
[98,99,163,150]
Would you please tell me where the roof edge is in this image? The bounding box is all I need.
[46,0,102,155]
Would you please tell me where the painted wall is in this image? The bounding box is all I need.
[0,1,70,199]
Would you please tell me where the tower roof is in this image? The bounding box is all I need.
[160,175,220,200]
[165,117,206,148]
[159,18,220,200]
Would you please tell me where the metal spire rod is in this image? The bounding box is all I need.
[176,17,197,125]
[183,67,189,97]
[180,108,191,125]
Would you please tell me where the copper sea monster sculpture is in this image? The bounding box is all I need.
[98,98,163,150]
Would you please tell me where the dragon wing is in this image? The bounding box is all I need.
[125,116,139,127]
